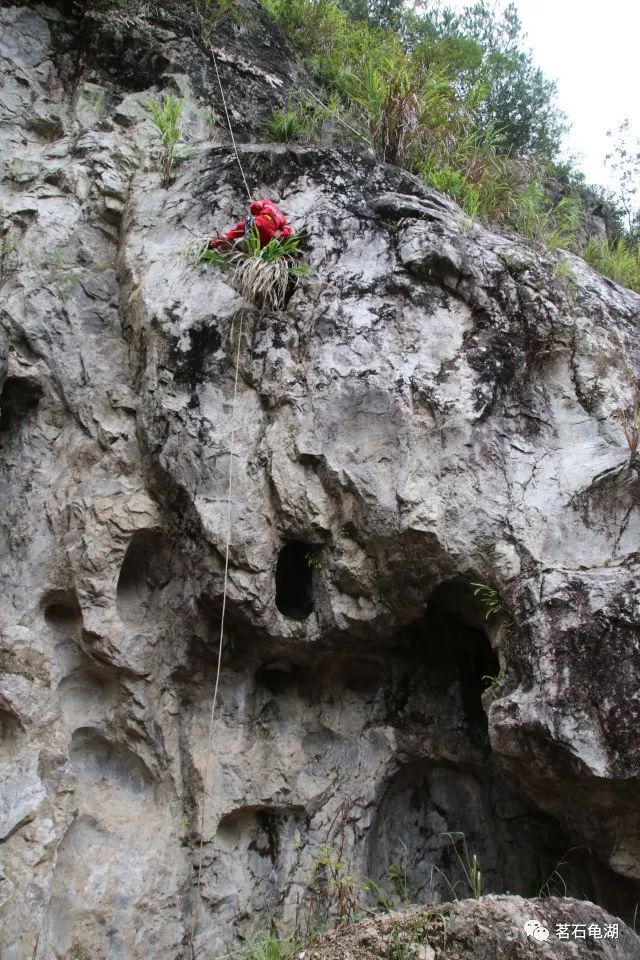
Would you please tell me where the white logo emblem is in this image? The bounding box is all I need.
[524,919,550,942]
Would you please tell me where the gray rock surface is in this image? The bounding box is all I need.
[305,896,640,959]
[1,2,640,958]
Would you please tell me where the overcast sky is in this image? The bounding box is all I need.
[438,0,640,192]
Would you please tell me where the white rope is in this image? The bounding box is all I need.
[190,310,244,954]
[210,44,253,203]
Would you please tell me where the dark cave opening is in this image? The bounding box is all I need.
[425,579,501,736]
[116,529,172,623]
[275,541,314,621]
[366,758,601,905]
[42,590,83,632]
[0,375,42,445]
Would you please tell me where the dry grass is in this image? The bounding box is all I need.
[231,256,290,310]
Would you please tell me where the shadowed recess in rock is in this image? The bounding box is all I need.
[69,727,154,794]
[0,708,23,759]
[116,528,172,623]
[208,805,305,932]
[0,373,42,444]
[275,541,315,620]
[42,590,83,632]
[366,758,593,903]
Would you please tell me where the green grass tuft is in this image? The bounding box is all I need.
[145,94,184,186]
[583,236,640,292]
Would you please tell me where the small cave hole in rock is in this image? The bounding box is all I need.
[42,590,83,633]
[257,659,303,695]
[0,709,23,759]
[116,529,172,623]
[0,375,42,445]
[424,579,501,738]
[275,541,314,621]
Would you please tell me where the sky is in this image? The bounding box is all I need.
[437,0,640,192]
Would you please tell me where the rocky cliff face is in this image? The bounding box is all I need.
[1,2,640,958]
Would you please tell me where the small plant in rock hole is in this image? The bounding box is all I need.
[305,550,323,570]
[482,664,506,689]
[471,580,515,637]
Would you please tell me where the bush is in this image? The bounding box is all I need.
[192,0,238,41]
[261,0,640,291]
[259,0,563,224]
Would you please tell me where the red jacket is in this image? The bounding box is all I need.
[210,198,294,249]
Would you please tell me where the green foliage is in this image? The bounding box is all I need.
[204,108,217,137]
[387,927,419,960]
[82,88,105,115]
[385,859,423,903]
[260,0,568,226]
[583,236,640,293]
[312,843,363,922]
[414,2,567,160]
[481,666,506,689]
[267,98,333,143]
[193,0,239,42]
[241,933,294,960]
[471,582,506,621]
[553,257,578,300]
[339,0,405,29]
[262,0,640,296]
[306,550,324,569]
[438,833,483,900]
[505,183,583,250]
[145,94,184,185]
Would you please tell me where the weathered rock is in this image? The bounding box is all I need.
[1,2,640,959]
[305,896,640,959]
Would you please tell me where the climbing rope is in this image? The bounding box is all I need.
[188,41,255,954]
[190,310,244,953]
[209,44,253,203]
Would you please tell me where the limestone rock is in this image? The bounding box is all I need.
[1,2,640,959]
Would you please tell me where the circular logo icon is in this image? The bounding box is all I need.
[524,919,550,941]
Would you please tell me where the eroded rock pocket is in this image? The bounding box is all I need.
[275,541,315,620]
[116,529,173,623]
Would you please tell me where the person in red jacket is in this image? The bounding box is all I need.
[210,198,294,250]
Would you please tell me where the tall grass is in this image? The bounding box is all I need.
[145,94,184,185]
[583,236,640,292]
[241,933,294,960]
